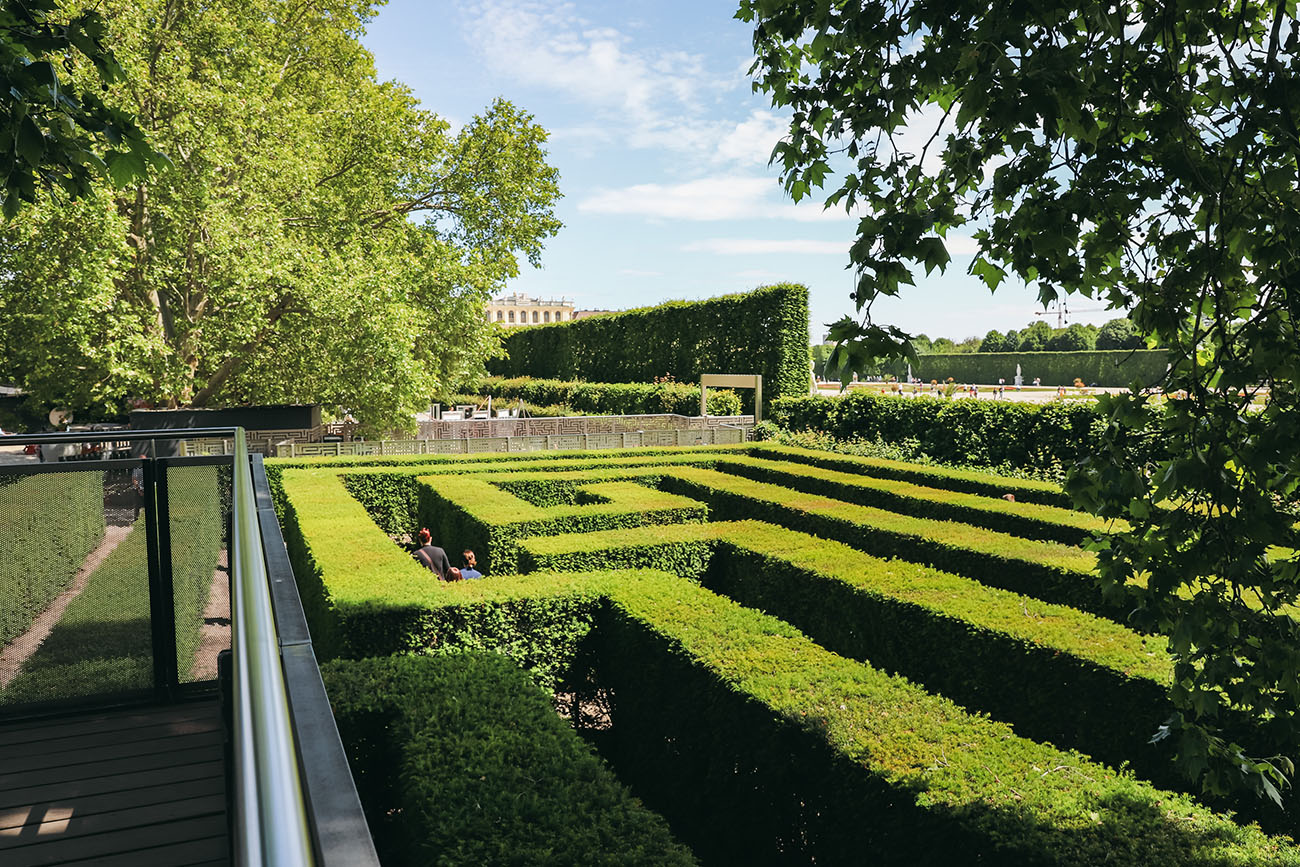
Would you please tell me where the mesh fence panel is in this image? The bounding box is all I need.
[167,462,231,684]
[0,464,153,709]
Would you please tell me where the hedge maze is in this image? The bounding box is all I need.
[274,444,1300,865]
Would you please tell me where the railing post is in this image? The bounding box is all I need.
[143,457,180,698]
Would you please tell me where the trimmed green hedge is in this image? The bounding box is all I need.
[1,518,153,704]
[467,377,744,416]
[415,475,707,575]
[279,468,610,676]
[322,654,697,866]
[875,349,1169,387]
[653,465,1109,616]
[771,391,1167,472]
[269,491,1300,867]
[752,443,1071,505]
[0,472,104,648]
[167,464,228,683]
[487,284,810,409]
[518,521,1297,832]
[714,455,1119,545]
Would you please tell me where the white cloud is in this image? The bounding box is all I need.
[618,268,663,277]
[578,176,848,222]
[459,1,790,167]
[716,110,786,165]
[685,239,850,255]
[462,2,728,154]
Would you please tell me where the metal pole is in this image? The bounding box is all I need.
[231,428,315,867]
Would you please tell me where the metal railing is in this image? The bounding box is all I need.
[1,426,377,866]
[231,427,314,866]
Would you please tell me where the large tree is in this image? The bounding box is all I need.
[741,0,1300,804]
[0,0,560,431]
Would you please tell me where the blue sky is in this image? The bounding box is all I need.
[362,0,1118,342]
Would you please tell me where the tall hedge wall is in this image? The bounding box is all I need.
[874,349,1168,387]
[487,284,810,408]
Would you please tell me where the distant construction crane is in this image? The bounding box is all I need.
[1033,302,1109,328]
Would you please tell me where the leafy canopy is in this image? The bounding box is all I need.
[740,0,1300,803]
[0,0,561,432]
[0,0,162,216]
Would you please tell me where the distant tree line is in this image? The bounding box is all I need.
[979,318,1145,353]
[814,317,1146,378]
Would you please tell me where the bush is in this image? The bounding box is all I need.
[518,521,1186,794]
[278,454,1300,858]
[654,465,1108,617]
[715,453,1115,545]
[486,284,810,409]
[466,376,746,417]
[771,391,1164,473]
[323,654,697,866]
[0,472,104,648]
[416,474,707,575]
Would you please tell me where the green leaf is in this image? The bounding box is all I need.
[16,116,43,167]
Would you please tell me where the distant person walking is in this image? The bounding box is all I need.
[413,528,451,580]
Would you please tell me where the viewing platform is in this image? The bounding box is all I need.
[0,429,378,866]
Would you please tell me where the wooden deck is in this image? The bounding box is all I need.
[0,699,229,866]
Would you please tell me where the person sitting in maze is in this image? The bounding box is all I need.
[412,528,451,580]
[459,549,483,580]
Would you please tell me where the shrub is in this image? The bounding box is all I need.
[323,654,697,866]
[466,377,747,417]
[416,475,707,575]
[771,390,1164,473]
[278,453,1300,858]
[715,454,1111,544]
[0,472,104,647]
[486,284,810,409]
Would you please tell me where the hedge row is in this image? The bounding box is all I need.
[873,348,1169,387]
[650,466,1108,615]
[771,391,1165,472]
[167,464,228,683]
[322,654,697,866]
[269,489,1300,867]
[752,443,1070,505]
[335,458,1106,618]
[415,474,706,575]
[0,472,104,648]
[470,455,1105,554]
[1,519,152,704]
[517,520,1296,835]
[487,283,811,409]
[517,524,1190,795]
[714,455,1117,545]
[466,377,744,417]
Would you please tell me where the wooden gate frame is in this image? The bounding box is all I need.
[700,373,763,424]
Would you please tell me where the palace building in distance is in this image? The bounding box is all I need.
[486,292,609,326]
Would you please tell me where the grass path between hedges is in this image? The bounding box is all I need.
[0,524,133,689]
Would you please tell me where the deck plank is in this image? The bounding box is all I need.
[0,699,228,866]
[0,713,222,763]
[0,702,219,745]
